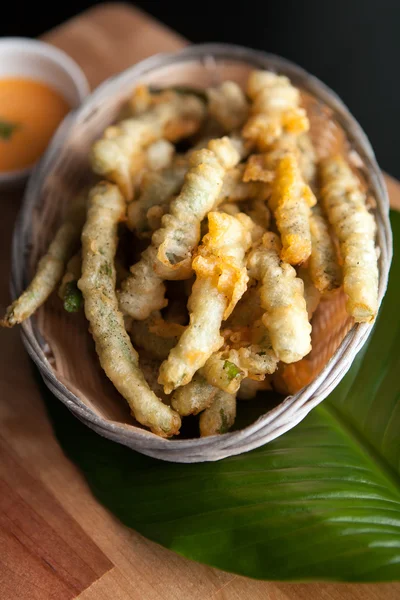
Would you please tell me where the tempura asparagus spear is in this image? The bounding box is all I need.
[319,155,378,322]
[309,204,342,293]
[199,390,237,436]
[158,211,252,393]
[90,91,205,200]
[1,194,86,327]
[118,136,244,321]
[247,232,311,363]
[78,182,181,437]
[171,374,217,416]
[206,81,249,132]
[269,153,316,265]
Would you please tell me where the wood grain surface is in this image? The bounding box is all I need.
[0,3,399,598]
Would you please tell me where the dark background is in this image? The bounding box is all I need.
[2,0,399,177]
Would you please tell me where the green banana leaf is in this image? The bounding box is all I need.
[42,211,400,582]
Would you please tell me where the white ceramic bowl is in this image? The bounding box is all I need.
[0,37,89,187]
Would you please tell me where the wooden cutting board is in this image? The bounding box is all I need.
[0,4,399,599]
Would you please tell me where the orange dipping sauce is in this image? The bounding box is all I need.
[0,77,70,172]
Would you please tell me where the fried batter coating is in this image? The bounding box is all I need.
[128,311,184,360]
[126,157,187,237]
[269,153,316,265]
[118,245,168,320]
[320,155,378,322]
[202,321,278,393]
[119,137,243,320]
[153,137,241,275]
[158,211,252,393]
[206,81,249,132]
[1,194,86,327]
[199,390,236,436]
[297,265,321,319]
[146,139,175,171]
[218,164,262,203]
[309,205,341,293]
[243,71,308,149]
[90,92,205,200]
[247,232,311,363]
[243,133,316,187]
[171,374,217,416]
[78,182,180,437]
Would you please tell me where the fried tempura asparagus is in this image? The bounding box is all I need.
[127,158,188,236]
[247,232,311,363]
[158,211,252,393]
[1,194,86,327]
[206,81,249,132]
[309,205,341,293]
[90,91,205,200]
[119,137,244,321]
[243,70,308,149]
[319,155,378,322]
[269,153,316,265]
[153,137,241,275]
[199,390,237,436]
[171,374,217,416]
[202,320,278,393]
[78,182,180,437]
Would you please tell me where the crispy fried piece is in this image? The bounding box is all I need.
[126,157,187,237]
[78,182,180,437]
[269,153,316,265]
[90,92,205,200]
[58,251,83,313]
[237,377,272,400]
[202,320,278,393]
[219,202,241,215]
[158,212,252,393]
[243,71,308,149]
[218,164,262,203]
[206,81,249,132]
[244,198,271,231]
[119,137,243,321]
[146,139,175,171]
[297,265,321,319]
[153,137,241,276]
[320,155,378,322]
[129,84,153,115]
[1,194,86,327]
[171,374,217,416]
[118,245,167,320]
[247,232,311,363]
[309,205,342,293]
[128,311,185,361]
[201,352,245,394]
[199,390,237,436]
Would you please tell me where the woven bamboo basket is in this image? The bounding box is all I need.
[12,44,392,463]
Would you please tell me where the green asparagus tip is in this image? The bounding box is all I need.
[63,281,83,313]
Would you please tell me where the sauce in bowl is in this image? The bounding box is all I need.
[0,77,70,172]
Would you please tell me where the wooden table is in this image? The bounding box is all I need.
[0,4,399,599]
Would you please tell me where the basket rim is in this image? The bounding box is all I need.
[11,42,393,463]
